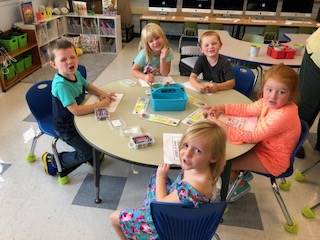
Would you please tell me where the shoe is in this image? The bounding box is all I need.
[296,146,305,159]
[228,180,251,202]
[242,171,254,182]
[42,152,57,176]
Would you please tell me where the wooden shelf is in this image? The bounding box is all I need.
[3,43,38,60]
[0,29,41,92]
[0,64,41,91]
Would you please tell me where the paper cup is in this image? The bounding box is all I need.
[249,45,260,57]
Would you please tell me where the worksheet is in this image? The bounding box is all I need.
[163,133,182,165]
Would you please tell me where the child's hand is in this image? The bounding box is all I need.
[160,47,169,60]
[199,83,211,94]
[100,92,116,102]
[98,97,113,107]
[203,105,225,119]
[145,73,155,85]
[156,163,170,180]
[208,83,219,93]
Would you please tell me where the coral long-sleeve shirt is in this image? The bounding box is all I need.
[225,99,301,176]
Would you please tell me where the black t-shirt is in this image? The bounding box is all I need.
[192,55,234,83]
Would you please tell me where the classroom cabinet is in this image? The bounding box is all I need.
[16,16,65,65]
[64,14,122,53]
[0,29,41,92]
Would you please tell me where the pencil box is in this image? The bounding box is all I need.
[151,83,188,111]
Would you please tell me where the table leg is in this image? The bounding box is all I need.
[221,160,232,201]
[93,148,102,204]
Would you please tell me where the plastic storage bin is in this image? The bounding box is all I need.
[3,64,15,80]
[267,45,296,59]
[14,57,25,74]
[0,36,18,52]
[24,54,32,68]
[151,83,188,111]
[15,33,28,48]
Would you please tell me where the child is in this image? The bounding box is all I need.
[204,63,301,201]
[132,23,173,85]
[43,39,115,180]
[190,31,235,93]
[110,120,226,239]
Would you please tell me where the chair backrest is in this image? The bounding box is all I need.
[263,25,279,43]
[25,80,53,122]
[242,33,264,44]
[233,65,256,97]
[77,64,87,79]
[150,201,227,240]
[280,120,309,178]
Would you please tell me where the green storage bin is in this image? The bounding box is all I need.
[0,36,18,52]
[14,58,25,74]
[16,33,28,48]
[24,54,32,69]
[4,64,15,81]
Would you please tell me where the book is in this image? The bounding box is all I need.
[21,2,35,24]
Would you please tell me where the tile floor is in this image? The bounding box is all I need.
[0,38,320,240]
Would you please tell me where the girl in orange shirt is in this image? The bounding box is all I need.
[204,63,301,201]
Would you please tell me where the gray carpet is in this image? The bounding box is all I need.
[22,53,116,84]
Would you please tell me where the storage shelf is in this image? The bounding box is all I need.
[1,64,41,91]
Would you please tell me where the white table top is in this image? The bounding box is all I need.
[198,30,309,67]
[74,76,254,167]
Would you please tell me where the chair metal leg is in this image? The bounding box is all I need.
[52,138,69,185]
[301,160,320,175]
[270,179,298,233]
[52,138,63,172]
[226,171,244,202]
[26,132,44,162]
[213,232,221,240]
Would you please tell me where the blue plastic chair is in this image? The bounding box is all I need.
[150,201,227,240]
[78,64,87,79]
[227,120,309,233]
[233,65,257,98]
[25,80,69,184]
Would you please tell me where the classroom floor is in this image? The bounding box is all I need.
[0,38,320,240]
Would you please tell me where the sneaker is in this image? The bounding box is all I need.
[42,152,57,176]
[228,180,251,202]
[242,171,254,182]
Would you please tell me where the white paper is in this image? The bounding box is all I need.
[86,93,123,112]
[107,93,123,112]
[182,81,212,95]
[139,76,174,87]
[163,133,183,165]
[219,115,258,132]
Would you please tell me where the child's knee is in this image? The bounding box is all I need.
[110,211,120,226]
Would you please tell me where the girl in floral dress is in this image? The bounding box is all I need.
[110,120,227,239]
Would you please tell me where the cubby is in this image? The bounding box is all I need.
[64,14,122,53]
[16,16,65,66]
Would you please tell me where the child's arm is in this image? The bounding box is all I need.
[131,64,154,84]
[86,83,116,100]
[159,47,171,76]
[156,163,179,202]
[67,98,113,116]
[189,73,211,93]
[209,79,236,93]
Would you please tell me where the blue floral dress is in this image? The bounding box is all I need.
[119,172,215,240]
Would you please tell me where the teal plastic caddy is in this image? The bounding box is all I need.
[151,83,188,111]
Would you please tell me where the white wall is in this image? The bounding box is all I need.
[0,0,21,31]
